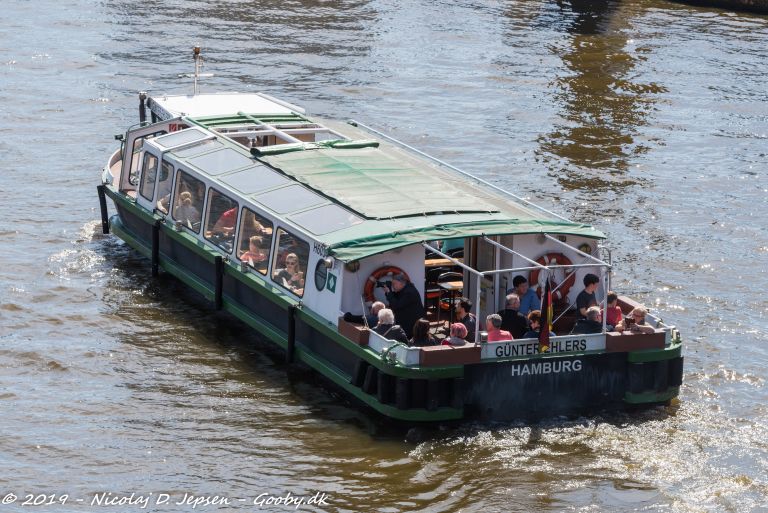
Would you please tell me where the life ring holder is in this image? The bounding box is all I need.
[529,253,575,303]
[364,266,410,303]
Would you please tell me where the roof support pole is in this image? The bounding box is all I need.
[475,274,482,345]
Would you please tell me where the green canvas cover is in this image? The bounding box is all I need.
[323,217,602,261]
[262,147,501,219]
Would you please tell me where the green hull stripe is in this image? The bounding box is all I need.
[624,386,680,404]
[627,343,682,363]
[296,348,463,422]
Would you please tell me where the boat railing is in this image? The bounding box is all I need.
[424,235,615,335]
[482,235,612,328]
[348,119,572,223]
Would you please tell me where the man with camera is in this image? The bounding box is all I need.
[371,273,424,337]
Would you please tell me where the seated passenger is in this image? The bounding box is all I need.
[241,213,269,241]
[602,291,622,331]
[372,308,409,344]
[277,237,308,268]
[158,193,171,214]
[508,275,539,316]
[615,306,656,334]
[409,318,437,347]
[344,301,386,328]
[240,235,269,271]
[156,171,172,214]
[522,310,555,339]
[486,314,513,342]
[174,191,200,228]
[210,207,237,238]
[273,252,305,293]
[498,293,528,339]
[576,273,600,319]
[455,298,476,341]
[442,323,468,346]
[571,306,603,334]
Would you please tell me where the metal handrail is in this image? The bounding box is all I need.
[544,233,610,268]
[482,236,546,269]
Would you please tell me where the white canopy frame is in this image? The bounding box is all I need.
[423,234,613,340]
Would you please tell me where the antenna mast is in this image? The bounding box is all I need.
[193,46,202,96]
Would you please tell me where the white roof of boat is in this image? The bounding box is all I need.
[148,93,301,118]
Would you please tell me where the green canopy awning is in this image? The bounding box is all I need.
[324,217,603,261]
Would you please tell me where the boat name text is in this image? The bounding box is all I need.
[510,359,583,377]
[495,338,587,358]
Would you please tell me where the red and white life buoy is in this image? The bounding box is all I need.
[529,253,575,304]
[363,266,410,303]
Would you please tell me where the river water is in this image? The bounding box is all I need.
[1,0,767,511]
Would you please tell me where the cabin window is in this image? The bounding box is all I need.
[171,171,205,233]
[271,228,309,297]
[204,188,238,253]
[156,161,174,214]
[128,131,166,186]
[138,153,159,202]
[236,208,274,275]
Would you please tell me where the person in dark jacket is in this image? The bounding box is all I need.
[380,273,424,337]
[455,297,477,341]
[497,293,529,339]
[372,308,409,344]
[570,306,604,335]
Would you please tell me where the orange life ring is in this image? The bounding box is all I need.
[364,266,410,303]
[529,253,575,304]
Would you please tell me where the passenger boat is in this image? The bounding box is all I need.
[97,52,682,423]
